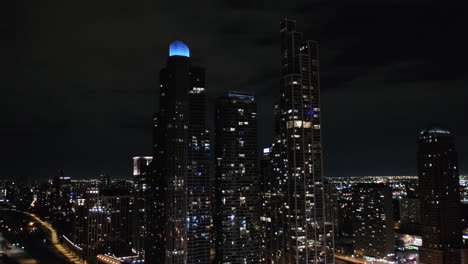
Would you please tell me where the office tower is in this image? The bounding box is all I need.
[214,91,260,263]
[264,19,334,263]
[147,40,211,263]
[351,184,394,259]
[418,127,463,264]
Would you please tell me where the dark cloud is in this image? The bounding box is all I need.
[4,0,468,181]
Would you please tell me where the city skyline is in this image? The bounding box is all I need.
[4,3,468,263]
[6,1,468,180]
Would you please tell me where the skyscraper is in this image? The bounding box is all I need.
[260,147,275,263]
[264,19,334,263]
[214,91,260,263]
[351,184,394,259]
[50,170,73,237]
[84,187,136,256]
[417,127,463,264]
[147,40,211,264]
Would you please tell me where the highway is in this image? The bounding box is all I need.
[9,209,84,264]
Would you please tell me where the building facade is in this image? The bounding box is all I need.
[214,91,260,263]
[133,156,152,256]
[352,184,394,259]
[399,198,421,225]
[263,19,334,263]
[147,40,211,264]
[418,127,463,264]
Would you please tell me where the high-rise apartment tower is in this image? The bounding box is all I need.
[146,40,211,264]
[418,127,463,264]
[264,19,334,263]
[214,91,260,263]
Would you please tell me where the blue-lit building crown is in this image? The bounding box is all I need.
[420,126,451,135]
[169,40,190,57]
[227,91,254,101]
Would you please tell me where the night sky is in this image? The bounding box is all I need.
[6,1,468,181]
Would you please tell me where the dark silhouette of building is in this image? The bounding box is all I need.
[147,40,211,264]
[417,127,464,264]
[351,184,394,259]
[214,91,260,263]
[399,197,421,235]
[263,19,334,263]
[98,173,111,188]
[50,170,73,237]
[400,198,420,224]
[72,193,88,248]
[133,156,152,256]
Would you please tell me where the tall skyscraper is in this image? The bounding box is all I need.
[147,40,211,264]
[50,170,73,237]
[264,19,334,263]
[351,184,394,259]
[133,156,152,256]
[214,91,260,263]
[417,127,464,264]
[260,147,275,263]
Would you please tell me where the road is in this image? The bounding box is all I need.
[9,209,83,264]
[0,208,70,264]
[335,253,367,263]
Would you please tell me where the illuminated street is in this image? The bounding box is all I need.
[12,210,84,264]
[0,208,69,264]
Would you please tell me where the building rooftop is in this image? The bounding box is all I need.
[227,91,254,101]
[420,126,451,135]
[169,40,190,57]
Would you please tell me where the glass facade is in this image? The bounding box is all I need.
[261,19,334,263]
[214,92,260,263]
[418,127,463,264]
[146,42,210,264]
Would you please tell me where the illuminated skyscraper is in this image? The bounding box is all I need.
[214,91,260,263]
[260,147,275,263]
[351,184,394,259]
[133,156,152,256]
[146,40,211,264]
[50,170,73,237]
[264,19,334,263]
[84,187,136,256]
[417,127,464,264]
